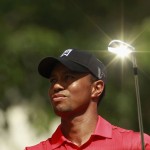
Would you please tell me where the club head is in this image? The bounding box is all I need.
[108,40,135,57]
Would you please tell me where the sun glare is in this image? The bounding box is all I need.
[108,40,134,58]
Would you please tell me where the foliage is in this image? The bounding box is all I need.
[0,1,150,143]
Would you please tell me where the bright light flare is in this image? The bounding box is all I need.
[108,40,135,58]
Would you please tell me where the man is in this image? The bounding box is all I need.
[25,49,150,150]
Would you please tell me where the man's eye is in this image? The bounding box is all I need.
[64,74,75,80]
[49,78,57,84]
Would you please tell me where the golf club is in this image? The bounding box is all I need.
[108,40,145,150]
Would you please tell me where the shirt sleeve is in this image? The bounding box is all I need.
[144,133,150,150]
[136,133,150,150]
[123,130,150,149]
[24,139,52,150]
[25,145,45,150]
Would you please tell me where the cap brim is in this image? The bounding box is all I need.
[38,57,58,78]
[38,57,89,78]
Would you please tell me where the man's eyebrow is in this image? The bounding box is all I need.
[65,70,85,75]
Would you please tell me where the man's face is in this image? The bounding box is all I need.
[48,63,96,118]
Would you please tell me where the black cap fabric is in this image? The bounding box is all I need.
[38,49,106,83]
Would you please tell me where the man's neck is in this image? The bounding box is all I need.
[61,112,98,146]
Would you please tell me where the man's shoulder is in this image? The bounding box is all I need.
[112,124,140,138]
[25,125,62,150]
[25,138,52,150]
[112,124,150,147]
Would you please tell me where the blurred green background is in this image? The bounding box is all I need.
[0,0,150,149]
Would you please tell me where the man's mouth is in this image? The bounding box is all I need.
[52,93,66,102]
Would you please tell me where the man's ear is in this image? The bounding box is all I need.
[91,80,104,98]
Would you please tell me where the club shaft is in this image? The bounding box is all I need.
[132,54,145,150]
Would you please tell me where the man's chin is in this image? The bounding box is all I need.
[54,107,71,115]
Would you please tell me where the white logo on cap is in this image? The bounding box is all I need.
[98,67,104,79]
[60,49,73,57]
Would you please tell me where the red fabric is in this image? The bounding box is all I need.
[25,116,150,150]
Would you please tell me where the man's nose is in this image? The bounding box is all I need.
[53,81,65,93]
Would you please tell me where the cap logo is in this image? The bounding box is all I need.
[98,67,104,79]
[60,49,73,57]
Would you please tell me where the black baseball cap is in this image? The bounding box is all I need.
[38,49,106,83]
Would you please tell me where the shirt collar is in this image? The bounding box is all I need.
[93,115,112,138]
[51,115,112,149]
[51,125,69,149]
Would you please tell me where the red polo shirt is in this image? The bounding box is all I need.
[25,116,150,150]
